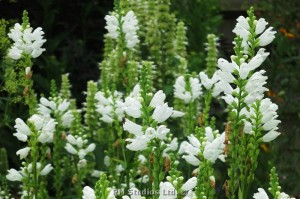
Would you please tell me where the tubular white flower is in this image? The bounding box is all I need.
[122,11,140,48]
[258,27,276,46]
[40,164,53,176]
[262,130,281,142]
[150,90,166,108]
[253,188,269,199]
[182,154,200,166]
[6,169,23,181]
[203,133,226,163]
[105,15,119,39]
[82,186,95,199]
[16,147,31,160]
[171,110,185,118]
[65,143,77,155]
[123,119,143,136]
[159,182,177,199]
[7,23,46,60]
[255,18,268,34]
[174,76,202,103]
[199,72,219,90]
[14,118,31,136]
[152,103,173,123]
[126,135,150,151]
[85,143,96,153]
[104,156,111,167]
[39,118,56,143]
[182,177,197,191]
[124,97,142,118]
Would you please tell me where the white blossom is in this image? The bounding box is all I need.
[105,11,139,48]
[152,103,173,123]
[199,72,219,90]
[123,119,143,136]
[258,27,276,46]
[82,186,95,199]
[16,147,30,160]
[253,188,269,199]
[40,164,53,176]
[182,177,197,191]
[7,23,46,60]
[159,182,177,199]
[6,169,23,181]
[126,135,150,151]
[150,90,166,108]
[174,76,202,103]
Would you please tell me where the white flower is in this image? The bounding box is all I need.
[85,143,96,153]
[255,18,268,34]
[164,138,178,155]
[6,169,23,181]
[104,156,111,167]
[28,114,45,131]
[150,90,166,108]
[278,192,294,199]
[138,155,147,164]
[138,175,149,184]
[174,76,202,103]
[124,97,142,118]
[7,23,46,60]
[61,111,74,128]
[258,27,276,46]
[253,188,269,199]
[152,103,173,123]
[182,177,197,191]
[16,147,30,160]
[159,182,177,199]
[95,91,125,123]
[122,11,140,48]
[115,164,124,173]
[39,118,56,143]
[126,135,150,151]
[58,100,70,112]
[14,118,31,135]
[91,170,103,178]
[262,130,281,142]
[82,186,95,199]
[105,15,119,39]
[105,11,139,48]
[182,154,200,166]
[204,133,226,163]
[65,143,77,155]
[40,164,53,176]
[199,72,219,90]
[171,110,185,118]
[123,119,143,136]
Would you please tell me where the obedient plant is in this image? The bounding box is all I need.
[1,1,296,198]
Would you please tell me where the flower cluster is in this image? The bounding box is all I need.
[179,127,225,166]
[233,16,276,52]
[38,97,74,128]
[14,115,56,144]
[105,10,139,48]
[95,91,124,123]
[174,76,202,103]
[124,90,183,151]
[7,22,46,60]
[253,188,295,199]
[65,134,96,160]
[244,98,281,142]
[6,163,53,182]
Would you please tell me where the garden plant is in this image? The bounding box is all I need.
[0,0,298,199]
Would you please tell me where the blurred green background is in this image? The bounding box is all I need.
[0,0,299,197]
